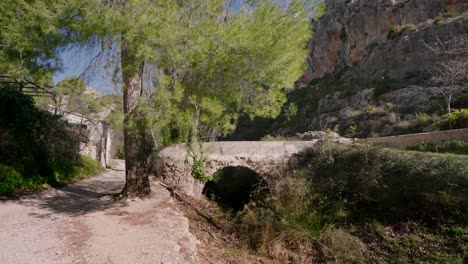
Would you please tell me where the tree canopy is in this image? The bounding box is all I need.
[1,0,319,196]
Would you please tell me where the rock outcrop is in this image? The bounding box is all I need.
[302,0,468,84]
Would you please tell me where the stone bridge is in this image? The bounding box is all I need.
[154,141,320,198]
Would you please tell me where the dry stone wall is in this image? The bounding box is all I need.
[360,128,468,148]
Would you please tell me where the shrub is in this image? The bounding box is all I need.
[233,143,467,261]
[383,102,393,110]
[293,143,468,225]
[364,105,385,115]
[54,155,103,182]
[415,112,431,126]
[434,12,461,24]
[0,88,98,193]
[433,109,468,130]
[407,140,468,155]
[0,165,25,194]
[284,103,298,122]
[389,112,398,122]
[238,176,328,261]
[344,123,363,138]
[387,24,417,39]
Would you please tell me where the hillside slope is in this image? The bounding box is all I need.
[230,0,468,139]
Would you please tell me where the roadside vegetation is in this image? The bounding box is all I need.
[0,87,102,195]
[194,142,467,263]
[407,140,468,155]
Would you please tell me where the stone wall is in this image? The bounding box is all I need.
[360,128,468,148]
[155,141,320,198]
[58,110,113,168]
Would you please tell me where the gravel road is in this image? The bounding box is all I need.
[0,160,199,264]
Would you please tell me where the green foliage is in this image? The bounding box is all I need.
[407,140,468,155]
[284,103,298,122]
[211,143,467,262]
[134,0,314,147]
[415,112,432,126]
[186,144,211,182]
[0,156,101,195]
[56,76,86,97]
[383,102,393,110]
[0,165,26,194]
[2,0,316,151]
[0,0,66,80]
[363,105,385,115]
[295,143,468,224]
[312,1,327,19]
[344,123,363,138]
[387,24,417,39]
[56,77,96,114]
[190,156,210,182]
[55,77,123,117]
[0,87,98,193]
[239,176,328,260]
[434,11,461,24]
[54,155,102,182]
[433,109,468,130]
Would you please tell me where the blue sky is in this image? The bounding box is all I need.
[53,45,118,94]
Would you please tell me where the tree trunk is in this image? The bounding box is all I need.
[120,38,151,198]
[447,93,452,114]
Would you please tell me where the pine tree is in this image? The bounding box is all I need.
[2,0,318,197]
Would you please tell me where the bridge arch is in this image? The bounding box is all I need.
[154,141,319,198]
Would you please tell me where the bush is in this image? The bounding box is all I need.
[0,87,99,193]
[238,176,328,262]
[433,109,468,130]
[415,112,431,126]
[0,165,25,194]
[293,143,468,224]
[233,143,467,261]
[387,24,417,39]
[54,155,103,182]
[407,140,468,155]
[434,12,461,24]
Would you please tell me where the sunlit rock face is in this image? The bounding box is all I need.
[301,0,468,84]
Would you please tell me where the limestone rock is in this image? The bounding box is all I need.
[301,0,468,84]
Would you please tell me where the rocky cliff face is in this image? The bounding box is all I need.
[230,0,468,140]
[302,0,468,84]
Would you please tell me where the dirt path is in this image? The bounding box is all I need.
[0,160,199,264]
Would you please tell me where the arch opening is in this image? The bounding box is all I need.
[203,166,263,212]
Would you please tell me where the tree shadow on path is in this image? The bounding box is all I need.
[1,168,128,216]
